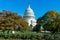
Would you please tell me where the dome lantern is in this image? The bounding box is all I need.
[28,3,30,9]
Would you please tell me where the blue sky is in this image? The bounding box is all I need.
[0,0,60,19]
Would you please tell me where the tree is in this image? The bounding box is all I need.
[33,10,60,33]
[0,10,28,32]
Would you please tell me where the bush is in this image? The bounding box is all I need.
[0,31,60,40]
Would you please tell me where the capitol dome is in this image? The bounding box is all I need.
[23,3,36,28]
[24,3,35,17]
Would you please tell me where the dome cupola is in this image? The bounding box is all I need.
[24,3,35,17]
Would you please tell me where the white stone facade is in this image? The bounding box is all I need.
[23,3,36,28]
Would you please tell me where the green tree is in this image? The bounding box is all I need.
[33,10,60,33]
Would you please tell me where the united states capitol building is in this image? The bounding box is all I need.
[23,3,36,28]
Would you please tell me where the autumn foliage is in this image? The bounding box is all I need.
[0,10,28,31]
